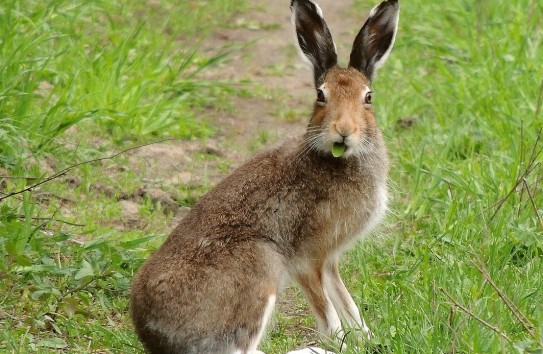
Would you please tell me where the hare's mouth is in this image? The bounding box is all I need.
[331,141,359,159]
[332,142,346,158]
[307,133,365,158]
[330,136,375,158]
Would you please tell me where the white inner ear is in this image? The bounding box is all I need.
[290,5,315,71]
[310,0,337,56]
[290,0,337,71]
[372,7,400,71]
[312,0,324,18]
[368,2,381,18]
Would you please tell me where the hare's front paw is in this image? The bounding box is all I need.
[286,347,335,354]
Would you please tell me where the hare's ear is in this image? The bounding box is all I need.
[349,0,399,81]
[291,0,337,87]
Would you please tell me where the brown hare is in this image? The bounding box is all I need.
[131,0,400,353]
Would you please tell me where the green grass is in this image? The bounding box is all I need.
[1,0,543,353]
[0,0,245,352]
[0,0,246,162]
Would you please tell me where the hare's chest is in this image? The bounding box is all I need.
[357,182,388,235]
[319,179,388,251]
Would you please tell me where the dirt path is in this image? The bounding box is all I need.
[130,0,367,192]
[200,0,364,155]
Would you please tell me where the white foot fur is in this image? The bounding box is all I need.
[287,347,335,354]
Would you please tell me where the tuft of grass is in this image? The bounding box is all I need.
[0,0,246,352]
[0,0,247,165]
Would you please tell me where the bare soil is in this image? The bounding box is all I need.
[130,0,367,197]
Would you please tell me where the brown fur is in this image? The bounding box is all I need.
[131,0,399,352]
[131,123,387,351]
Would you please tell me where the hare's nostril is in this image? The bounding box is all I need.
[337,129,354,141]
[335,121,356,139]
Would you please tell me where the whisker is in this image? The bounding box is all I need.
[290,131,325,166]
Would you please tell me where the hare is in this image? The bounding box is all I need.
[130,0,400,353]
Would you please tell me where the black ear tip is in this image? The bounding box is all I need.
[292,0,322,10]
[383,0,400,11]
[291,0,307,6]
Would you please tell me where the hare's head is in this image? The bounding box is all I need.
[291,0,399,158]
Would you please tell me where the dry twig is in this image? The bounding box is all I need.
[487,79,543,221]
[522,178,543,231]
[0,138,184,202]
[488,132,542,221]
[439,287,511,343]
[472,261,540,345]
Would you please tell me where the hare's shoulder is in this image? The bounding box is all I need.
[182,135,306,217]
[215,133,307,185]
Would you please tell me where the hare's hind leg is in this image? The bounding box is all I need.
[293,264,343,339]
[242,294,276,354]
[287,348,335,354]
[323,260,371,336]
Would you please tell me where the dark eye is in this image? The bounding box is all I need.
[364,91,372,105]
[317,89,326,104]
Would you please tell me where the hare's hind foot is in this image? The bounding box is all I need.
[287,347,335,354]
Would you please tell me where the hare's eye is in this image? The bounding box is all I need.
[316,89,326,104]
[364,91,372,105]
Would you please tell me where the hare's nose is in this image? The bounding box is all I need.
[334,118,356,138]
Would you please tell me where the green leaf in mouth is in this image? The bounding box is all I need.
[332,142,345,158]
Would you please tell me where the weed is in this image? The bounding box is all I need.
[0,0,246,352]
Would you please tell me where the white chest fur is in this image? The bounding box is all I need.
[318,179,388,257]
